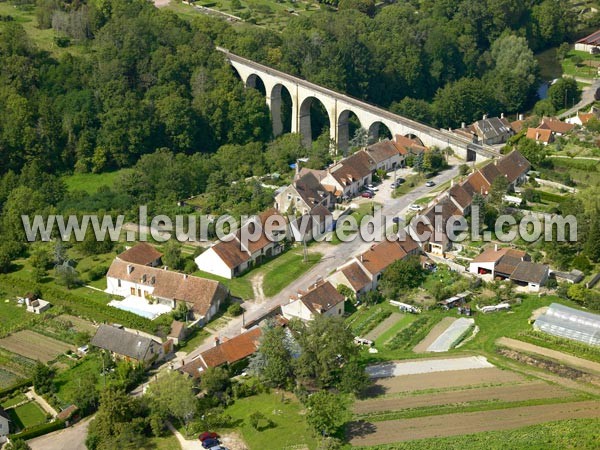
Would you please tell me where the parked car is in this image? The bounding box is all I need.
[409,204,423,211]
[425,180,436,187]
[199,432,219,442]
[392,216,402,223]
[391,178,405,188]
[361,191,374,198]
[367,183,379,191]
[202,438,220,449]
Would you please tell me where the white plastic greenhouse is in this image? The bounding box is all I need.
[533,303,600,346]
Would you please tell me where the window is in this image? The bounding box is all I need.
[130,287,135,295]
[118,279,121,288]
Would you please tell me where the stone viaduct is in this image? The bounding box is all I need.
[218,47,499,160]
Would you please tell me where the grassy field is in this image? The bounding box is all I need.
[1,393,27,408]
[0,297,32,336]
[220,392,318,450]
[166,0,322,32]
[330,203,381,245]
[62,169,131,194]
[143,434,182,450]
[562,49,600,80]
[53,352,104,406]
[8,401,47,431]
[176,328,210,353]
[261,248,322,297]
[374,314,417,348]
[0,2,85,57]
[392,174,425,197]
[359,417,600,450]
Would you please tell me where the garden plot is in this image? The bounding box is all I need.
[426,318,474,352]
[365,367,525,397]
[364,313,403,341]
[348,400,600,446]
[413,316,456,353]
[0,330,74,363]
[366,356,494,378]
[354,381,570,415]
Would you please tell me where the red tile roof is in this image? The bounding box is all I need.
[526,127,553,144]
[539,118,575,134]
[107,260,228,316]
[291,280,345,313]
[495,150,531,183]
[118,243,162,266]
[328,151,373,186]
[358,240,414,276]
[341,262,371,292]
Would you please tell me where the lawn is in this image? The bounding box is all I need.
[330,203,381,245]
[359,417,600,450]
[143,434,182,450]
[0,297,31,336]
[193,269,254,300]
[392,174,425,197]
[62,169,131,194]
[1,393,27,409]
[8,401,47,431]
[176,328,210,353]
[260,248,323,297]
[220,392,318,450]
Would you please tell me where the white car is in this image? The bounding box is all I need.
[425,180,436,187]
[367,184,379,191]
[409,204,423,212]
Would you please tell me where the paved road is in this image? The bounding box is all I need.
[28,417,93,450]
[558,78,600,119]
[180,164,460,363]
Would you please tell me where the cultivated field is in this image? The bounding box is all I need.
[350,355,597,446]
[0,330,74,363]
[349,400,600,446]
[413,317,456,353]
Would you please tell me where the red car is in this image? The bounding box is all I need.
[361,191,373,198]
[199,432,219,442]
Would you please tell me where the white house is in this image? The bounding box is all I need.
[25,297,51,314]
[274,169,332,215]
[281,280,346,321]
[195,209,286,279]
[319,150,373,199]
[364,140,403,172]
[575,29,600,53]
[106,259,228,323]
[0,406,9,444]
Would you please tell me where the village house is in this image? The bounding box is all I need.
[526,127,553,145]
[469,245,549,291]
[328,237,420,294]
[0,406,9,443]
[364,139,403,172]
[274,168,332,215]
[566,107,600,126]
[281,280,346,321]
[454,116,513,145]
[394,134,427,160]
[538,117,575,137]
[90,324,168,368]
[575,29,600,53]
[195,209,286,279]
[117,242,163,267]
[168,321,187,346]
[495,150,531,189]
[288,204,333,243]
[106,258,228,324]
[319,150,374,199]
[179,327,262,379]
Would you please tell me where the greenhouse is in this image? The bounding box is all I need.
[534,303,600,346]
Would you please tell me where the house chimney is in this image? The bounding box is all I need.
[183,274,188,280]
[501,113,504,119]
[518,113,524,121]
[461,122,466,129]
[494,244,498,251]
[483,114,487,120]
[450,179,454,187]
[127,265,134,275]
[214,336,220,346]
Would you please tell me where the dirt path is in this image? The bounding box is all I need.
[413,317,456,353]
[354,381,569,414]
[365,367,524,396]
[26,387,58,417]
[497,337,600,375]
[250,273,265,302]
[364,313,403,341]
[348,400,600,446]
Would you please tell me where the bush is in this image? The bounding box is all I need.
[227,303,243,316]
[13,419,65,440]
[87,265,108,282]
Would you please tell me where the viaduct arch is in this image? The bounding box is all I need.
[219,47,499,161]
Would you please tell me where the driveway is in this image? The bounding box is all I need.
[28,417,92,450]
[180,164,460,360]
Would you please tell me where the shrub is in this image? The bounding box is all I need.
[227,303,243,316]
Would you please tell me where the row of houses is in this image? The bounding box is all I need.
[526,117,576,145]
[408,150,531,256]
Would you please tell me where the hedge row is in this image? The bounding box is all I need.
[0,379,32,399]
[13,419,66,440]
[1,275,156,334]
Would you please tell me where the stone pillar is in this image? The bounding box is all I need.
[268,86,283,137]
[337,111,349,154]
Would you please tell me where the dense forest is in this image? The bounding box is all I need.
[0,0,595,271]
